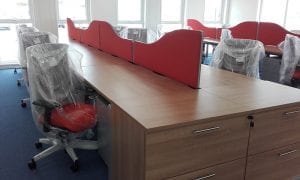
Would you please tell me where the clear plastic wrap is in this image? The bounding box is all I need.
[26,43,92,133]
[211,38,265,78]
[113,26,128,38]
[19,32,57,68]
[127,28,148,43]
[220,29,232,41]
[279,34,300,85]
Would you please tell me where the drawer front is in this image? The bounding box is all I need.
[145,116,249,179]
[167,158,246,180]
[246,142,300,180]
[249,106,300,155]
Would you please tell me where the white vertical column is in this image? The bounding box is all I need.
[31,0,58,36]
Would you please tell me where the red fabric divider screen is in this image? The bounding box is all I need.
[80,21,101,49]
[187,19,216,39]
[258,22,300,46]
[229,21,259,40]
[133,30,202,88]
[99,21,133,62]
[66,18,81,41]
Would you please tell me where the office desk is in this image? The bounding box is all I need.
[69,40,300,180]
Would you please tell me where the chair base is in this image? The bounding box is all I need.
[28,137,99,171]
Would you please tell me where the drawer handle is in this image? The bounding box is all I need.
[279,149,297,157]
[193,126,220,135]
[283,110,300,115]
[194,173,216,180]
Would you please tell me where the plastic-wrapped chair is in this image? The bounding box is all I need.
[220,29,232,41]
[211,38,265,78]
[127,28,148,43]
[279,34,300,86]
[26,43,99,172]
[113,26,128,38]
[18,32,57,107]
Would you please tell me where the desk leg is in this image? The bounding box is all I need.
[111,104,145,180]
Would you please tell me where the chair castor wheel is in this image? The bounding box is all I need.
[28,159,36,170]
[35,142,43,149]
[21,101,27,108]
[17,81,21,86]
[70,160,79,172]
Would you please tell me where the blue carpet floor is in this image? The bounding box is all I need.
[0,69,107,180]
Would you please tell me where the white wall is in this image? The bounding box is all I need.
[226,0,260,26]
[31,0,58,36]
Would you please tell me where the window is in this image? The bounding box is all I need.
[259,0,300,31]
[259,0,286,26]
[285,0,300,31]
[0,0,32,22]
[57,0,90,23]
[117,0,145,27]
[204,0,226,24]
[160,0,185,33]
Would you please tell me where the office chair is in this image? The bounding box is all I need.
[19,32,57,107]
[127,28,148,43]
[211,38,265,78]
[113,26,128,38]
[26,43,99,171]
[279,34,300,87]
[16,26,39,82]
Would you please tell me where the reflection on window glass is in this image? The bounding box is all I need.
[204,0,222,22]
[118,0,141,21]
[260,0,286,26]
[0,0,30,20]
[161,0,181,22]
[58,0,87,21]
[285,0,300,30]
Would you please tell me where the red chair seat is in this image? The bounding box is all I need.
[50,103,96,133]
[293,69,300,80]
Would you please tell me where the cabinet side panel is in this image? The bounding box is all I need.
[111,104,145,180]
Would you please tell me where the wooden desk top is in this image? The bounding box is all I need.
[264,45,282,56]
[203,37,220,45]
[69,40,300,132]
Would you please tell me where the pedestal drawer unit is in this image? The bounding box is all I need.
[246,142,300,180]
[167,158,246,180]
[145,116,249,179]
[248,106,300,155]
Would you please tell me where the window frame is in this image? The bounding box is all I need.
[160,0,186,28]
[0,0,33,24]
[203,0,227,25]
[56,0,91,25]
[117,0,146,28]
[258,0,300,30]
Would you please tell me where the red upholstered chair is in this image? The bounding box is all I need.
[26,43,99,171]
[279,34,300,87]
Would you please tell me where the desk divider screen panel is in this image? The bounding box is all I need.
[133,30,202,89]
[187,19,216,39]
[257,22,300,46]
[229,21,259,40]
[99,21,133,62]
[79,21,101,49]
[66,18,81,41]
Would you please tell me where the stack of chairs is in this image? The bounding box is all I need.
[16,26,57,107]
